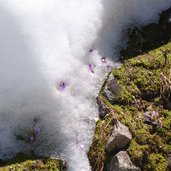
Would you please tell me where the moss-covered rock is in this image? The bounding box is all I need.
[0,153,67,171]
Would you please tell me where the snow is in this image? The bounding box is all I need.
[0,0,170,170]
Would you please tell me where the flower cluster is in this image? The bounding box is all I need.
[144,110,162,128]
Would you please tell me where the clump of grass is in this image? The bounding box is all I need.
[88,112,116,171]
[160,69,171,107]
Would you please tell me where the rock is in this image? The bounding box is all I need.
[96,97,108,119]
[103,75,120,103]
[109,151,140,171]
[106,121,132,152]
[103,88,115,103]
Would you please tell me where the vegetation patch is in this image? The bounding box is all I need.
[0,153,67,171]
[88,19,171,171]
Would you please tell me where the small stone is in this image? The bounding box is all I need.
[96,97,108,119]
[106,121,132,152]
[103,88,115,103]
[109,151,140,171]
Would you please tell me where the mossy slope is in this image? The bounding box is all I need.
[88,26,171,171]
[0,153,67,171]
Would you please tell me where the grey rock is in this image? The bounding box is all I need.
[109,151,140,171]
[96,97,108,119]
[103,74,120,103]
[103,88,115,103]
[106,121,132,152]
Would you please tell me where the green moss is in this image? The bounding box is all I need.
[88,115,115,171]
[112,105,123,114]
[0,153,67,171]
[128,139,149,167]
[145,153,168,171]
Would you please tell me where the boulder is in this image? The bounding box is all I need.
[106,121,132,152]
[109,151,140,171]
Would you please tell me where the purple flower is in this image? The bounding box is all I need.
[88,64,95,73]
[59,80,66,90]
[152,111,159,116]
